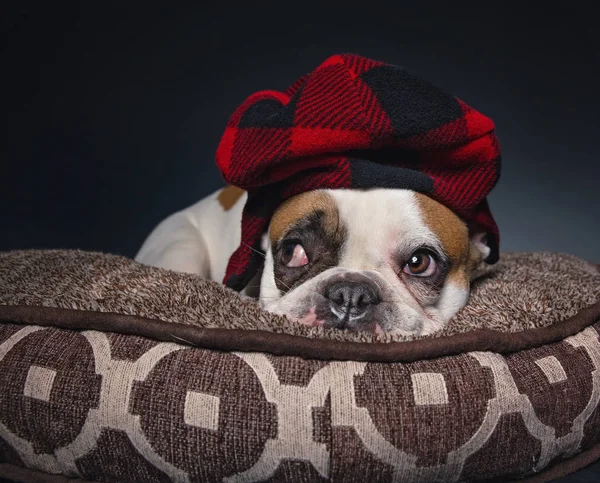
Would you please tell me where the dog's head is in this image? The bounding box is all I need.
[258,188,491,335]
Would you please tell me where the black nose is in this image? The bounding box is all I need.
[324,281,380,322]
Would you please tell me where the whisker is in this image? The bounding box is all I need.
[241,241,267,259]
[272,276,292,291]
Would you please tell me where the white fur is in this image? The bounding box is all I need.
[135,189,246,282]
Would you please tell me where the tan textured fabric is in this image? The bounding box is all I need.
[0,249,599,482]
[0,249,598,342]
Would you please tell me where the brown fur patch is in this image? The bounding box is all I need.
[414,193,472,284]
[217,186,245,211]
[269,191,339,244]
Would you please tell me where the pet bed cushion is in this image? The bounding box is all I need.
[0,249,598,482]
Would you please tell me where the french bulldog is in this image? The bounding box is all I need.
[136,185,491,335]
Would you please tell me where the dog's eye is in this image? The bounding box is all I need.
[280,242,309,268]
[403,250,437,276]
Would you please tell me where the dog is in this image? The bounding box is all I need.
[135,185,491,335]
[136,53,502,336]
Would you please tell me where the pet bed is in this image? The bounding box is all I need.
[0,249,599,482]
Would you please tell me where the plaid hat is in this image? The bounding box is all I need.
[216,54,501,291]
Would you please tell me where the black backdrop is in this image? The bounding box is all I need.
[2,4,598,262]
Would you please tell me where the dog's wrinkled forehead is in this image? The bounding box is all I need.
[269,189,470,268]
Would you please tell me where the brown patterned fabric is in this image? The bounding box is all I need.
[0,249,598,482]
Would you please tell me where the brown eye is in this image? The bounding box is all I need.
[403,250,437,276]
[280,241,309,268]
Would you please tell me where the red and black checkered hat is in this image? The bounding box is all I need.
[216,54,501,291]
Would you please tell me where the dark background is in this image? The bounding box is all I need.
[1,3,600,481]
[2,4,598,261]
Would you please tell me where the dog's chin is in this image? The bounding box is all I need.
[294,307,386,334]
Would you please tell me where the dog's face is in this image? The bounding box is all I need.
[258,189,491,335]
